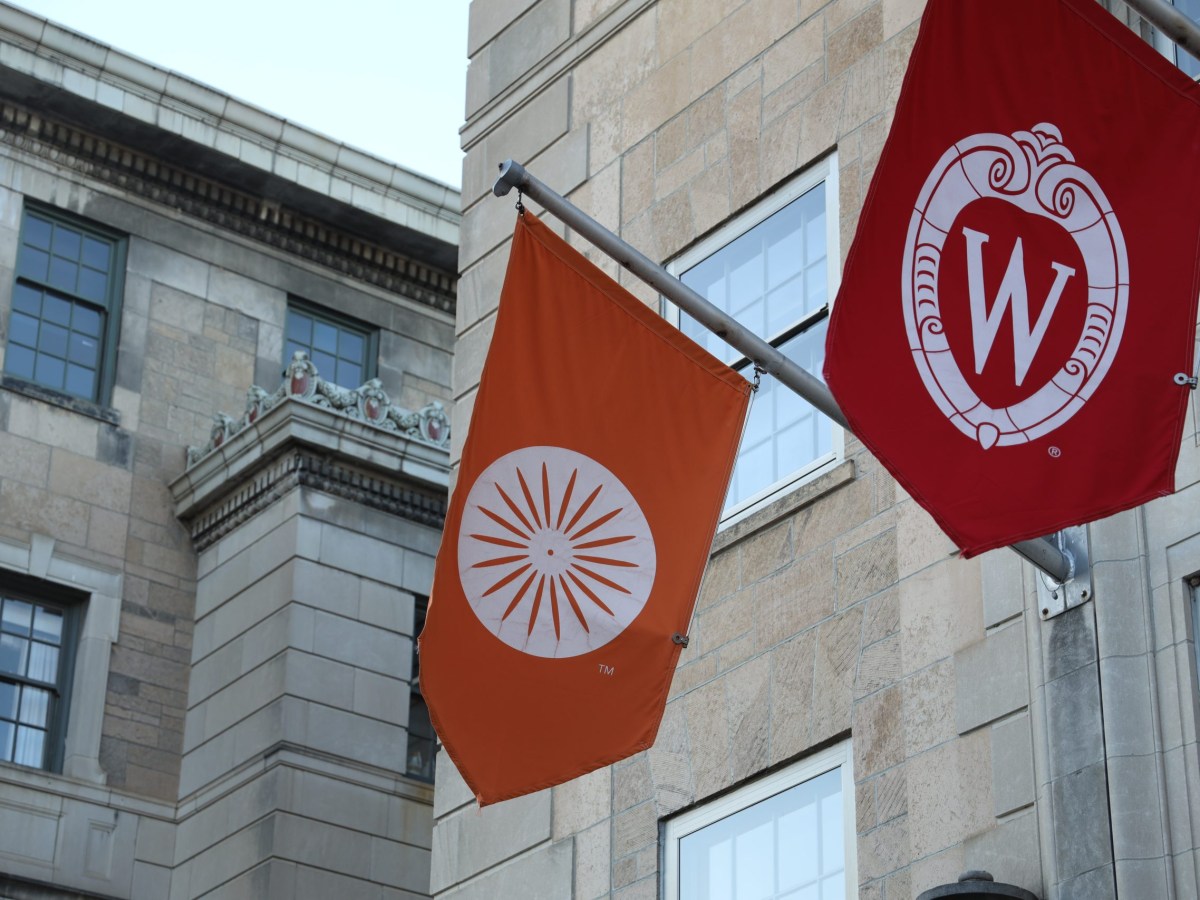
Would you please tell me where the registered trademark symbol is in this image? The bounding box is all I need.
[1048,446,1062,458]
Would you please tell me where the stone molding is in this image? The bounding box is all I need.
[181,448,448,551]
[0,101,456,313]
[172,354,451,550]
[186,350,450,467]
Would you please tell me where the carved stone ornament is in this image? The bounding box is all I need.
[186,351,451,467]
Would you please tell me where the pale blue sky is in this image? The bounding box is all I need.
[11,0,470,188]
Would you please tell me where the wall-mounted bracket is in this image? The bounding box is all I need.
[1035,525,1093,619]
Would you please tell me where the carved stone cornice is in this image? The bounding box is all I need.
[180,449,448,552]
[0,101,455,313]
[170,360,451,551]
[186,351,450,468]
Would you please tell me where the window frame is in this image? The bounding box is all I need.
[283,299,379,388]
[662,741,857,900]
[406,594,435,783]
[0,538,121,787]
[0,574,83,774]
[666,154,843,527]
[1153,1,1200,79]
[5,202,127,406]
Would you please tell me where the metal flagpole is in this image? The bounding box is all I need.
[492,160,1077,584]
[1124,0,1200,60]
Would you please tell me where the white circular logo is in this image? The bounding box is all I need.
[902,124,1127,449]
[458,446,657,658]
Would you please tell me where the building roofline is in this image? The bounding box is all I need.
[0,1,460,270]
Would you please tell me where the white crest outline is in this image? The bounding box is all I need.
[458,446,657,659]
[901,124,1128,448]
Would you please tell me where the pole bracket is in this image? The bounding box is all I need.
[1035,525,1093,619]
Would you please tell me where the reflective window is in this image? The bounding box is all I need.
[664,745,854,900]
[5,207,124,402]
[284,303,376,388]
[406,595,436,782]
[1173,1,1199,78]
[0,589,74,771]
[673,159,840,521]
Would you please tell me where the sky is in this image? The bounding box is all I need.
[12,0,471,188]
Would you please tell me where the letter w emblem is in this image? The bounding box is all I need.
[961,227,1076,387]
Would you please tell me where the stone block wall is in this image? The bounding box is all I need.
[0,142,453,808]
[439,1,1200,899]
[0,14,459,893]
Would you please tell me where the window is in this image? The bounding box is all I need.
[663,744,855,900]
[406,595,435,782]
[670,157,841,523]
[0,578,81,773]
[4,205,126,403]
[1154,1,1200,78]
[284,302,377,388]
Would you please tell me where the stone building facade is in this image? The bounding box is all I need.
[0,4,457,897]
[435,1,1200,899]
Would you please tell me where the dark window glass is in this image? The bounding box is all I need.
[406,596,435,782]
[283,304,376,388]
[0,587,77,773]
[5,207,124,403]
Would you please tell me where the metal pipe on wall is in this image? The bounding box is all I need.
[492,160,1076,584]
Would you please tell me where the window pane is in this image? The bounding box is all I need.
[24,215,52,250]
[338,329,364,360]
[735,823,774,897]
[27,643,58,683]
[3,600,33,636]
[66,365,96,400]
[14,725,44,767]
[313,320,338,353]
[12,283,42,315]
[48,257,78,292]
[9,312,39,348]
[0,720,12,762]
[312,351,337,379]
[679,766,843,900]
[285,310,313,345]
[68,333,99,367]
[51,226,81,259]
[73,305,102,337]
[0,633,30,680]
[0,680,17,719]
[43,295,71,326]
[38,322,69,358]
[19,686,49,725]
[338,362,362,389]
[34,355,65,390]
[32,607,62,644]
[78,267,108,303]
[81,236,110,272]
[17,246,49,281]
[4,344,35,379]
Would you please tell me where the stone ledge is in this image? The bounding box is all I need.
[169,359,451,548]
[711,460,857,555]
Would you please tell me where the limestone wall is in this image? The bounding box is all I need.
[440,1,1200,899]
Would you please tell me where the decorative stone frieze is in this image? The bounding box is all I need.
[0,101,456,312]
[172,351,451,550]
[186,351,450,467]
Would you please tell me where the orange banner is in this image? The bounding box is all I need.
[421,212,751,805]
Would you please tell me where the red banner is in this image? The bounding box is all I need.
[825,0,1200,557]
[421,213,750,805]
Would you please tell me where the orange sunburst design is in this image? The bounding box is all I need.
[458,446,657,658]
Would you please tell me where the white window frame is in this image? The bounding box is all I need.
[1153,1,1200,79]
[666,154,843,527]
[663,741,857,900]
[0,534,120,785]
